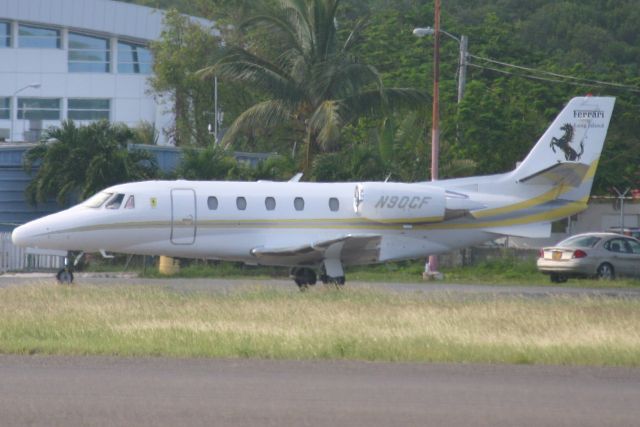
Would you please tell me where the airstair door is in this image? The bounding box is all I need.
[170,189,196,245]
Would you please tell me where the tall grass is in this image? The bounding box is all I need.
[1,283,638,366]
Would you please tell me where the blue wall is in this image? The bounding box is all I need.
[0,145,60,232]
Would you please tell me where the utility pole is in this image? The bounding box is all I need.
[427,0,441,276]
[431,0,441,183]
[457,35,468,103]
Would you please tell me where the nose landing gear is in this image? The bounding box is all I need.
[56,268,74,284]
[56,252,84,284]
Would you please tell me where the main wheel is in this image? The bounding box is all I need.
[56,269,74,284]
[291,268,316,290]
[596,263,614,280]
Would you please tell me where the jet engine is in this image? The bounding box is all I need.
[354,183,446,223]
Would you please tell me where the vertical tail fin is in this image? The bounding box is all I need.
[512,96,615,184]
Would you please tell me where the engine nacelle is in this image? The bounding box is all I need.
[354,182,446,223]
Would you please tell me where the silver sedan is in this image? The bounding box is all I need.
[537,232,640,283]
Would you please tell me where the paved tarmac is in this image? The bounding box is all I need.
[1,355,639,427]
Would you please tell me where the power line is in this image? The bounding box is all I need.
[468,54,640,93]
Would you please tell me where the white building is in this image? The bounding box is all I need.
[0,0,212,145]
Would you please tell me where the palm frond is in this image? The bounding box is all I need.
[199,49,305,103]
[221,100,293,147]
[309,100,343,150]
[341,88,429,121]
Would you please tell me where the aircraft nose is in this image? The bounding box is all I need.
[11,222,40,247]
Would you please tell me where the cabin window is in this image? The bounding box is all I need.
[329,197,339,212]
[294,197,305,211]
[124,195,135,209]
[265,197,276,211]
[105,193,125,209]
[236,197,247,211]
[83,191,113,208]
[207,196,218,210]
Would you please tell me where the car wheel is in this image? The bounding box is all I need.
[596,263,615,280]
[550,273,568,283]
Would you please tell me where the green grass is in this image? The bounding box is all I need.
[82,256,640,288]
[1,283,639,366]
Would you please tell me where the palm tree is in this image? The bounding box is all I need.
[199,0,427,173]
[24,120,158,205]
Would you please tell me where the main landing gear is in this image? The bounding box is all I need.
[56,252,84,284]
[290,264,346,291]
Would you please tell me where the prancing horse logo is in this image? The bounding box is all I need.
[550,123,583,161]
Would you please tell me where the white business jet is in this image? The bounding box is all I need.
[12,96,615,288]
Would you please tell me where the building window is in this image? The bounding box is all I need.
[118,41,152,74]
[294,197,305,211]
[0,98,9,119]
[68,32,110,73]
[236,197,247,211]
[68,99,110,121]
[18,24,61,49]
[265,197,276,211]
[329,197,340,212]
[17,98,60,120]
[0,21,10,47]
[207,196,218,210]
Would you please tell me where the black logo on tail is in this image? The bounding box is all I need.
[550,123,583,161]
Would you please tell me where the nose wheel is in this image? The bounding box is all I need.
[56,268,74,284]
[56,252,84,284]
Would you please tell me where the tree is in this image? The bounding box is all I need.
[175,144,297,181]
[150,10,239,146]
[199,0,428,173]
[24,121,158,205]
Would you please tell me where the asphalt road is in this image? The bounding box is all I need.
[2,273,640,298]
[1,355,638,427]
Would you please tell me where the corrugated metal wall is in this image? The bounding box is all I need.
[0,145,60,233]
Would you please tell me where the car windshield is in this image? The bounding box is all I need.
[557,235,601,248]
[82,192,113,208]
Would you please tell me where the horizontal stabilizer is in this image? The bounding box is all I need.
[517,162,591,187]
[251,234,381,266]
[484,222,551,238]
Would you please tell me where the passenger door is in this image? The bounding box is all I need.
[170,189,196,245]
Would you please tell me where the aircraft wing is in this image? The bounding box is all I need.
[250,234,382,266]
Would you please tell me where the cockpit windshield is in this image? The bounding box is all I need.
[83,192,113,208]
[105,193,125,209]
